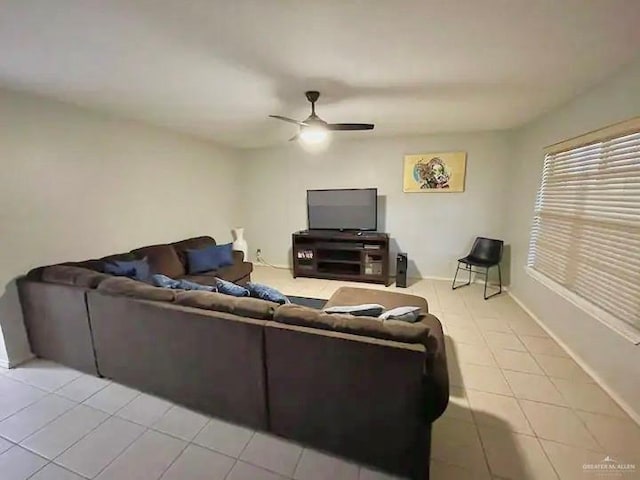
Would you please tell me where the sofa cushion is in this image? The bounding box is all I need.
[274,304,430,346]
[215,262,253,283]
[175,290,277,320]
[104,258,150,282]
[97,276,176,302]
[187,244,234,274]
[325,287,428,314]
[171,236,216,266]
[41,266,111,288]
[131,244,185,278]
[323,304,384,317]
[181,261,253,285]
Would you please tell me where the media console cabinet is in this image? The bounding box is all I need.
[292,230,390,285]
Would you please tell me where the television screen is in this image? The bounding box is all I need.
[307,188,377,231]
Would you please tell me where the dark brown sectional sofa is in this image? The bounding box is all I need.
[19,236,252,376]
[17,237,448,479]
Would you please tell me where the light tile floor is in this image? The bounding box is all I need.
[0,265,637,480]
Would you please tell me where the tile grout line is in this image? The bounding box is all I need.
[1,366,83,394]
[22,387,144,473]
[55,375,113,404]
[157,411,221,480]
[0,393,77,445]
[221,458,239,480]
[290,445,305,479]
[84,423,151,480]
[471,416,500,479]
[82,396,179,479]
[7,444,52,480]
[227,431,303,480]
[0,381,50,423]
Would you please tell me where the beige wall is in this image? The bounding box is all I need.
[0,88,240,367]
[237,132,511,278]
[506,58,640,418]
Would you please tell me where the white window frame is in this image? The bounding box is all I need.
[527,117,640,345]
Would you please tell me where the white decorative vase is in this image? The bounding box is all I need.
[231,228,248,260]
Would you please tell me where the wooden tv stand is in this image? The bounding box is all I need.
[292,230,390,286]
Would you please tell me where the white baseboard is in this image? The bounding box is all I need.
[0,352,35,370]
[254,264,508,289]
[509,292,640,427]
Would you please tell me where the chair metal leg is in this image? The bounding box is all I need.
[451,263,460,290]
[483,263,503,300]
[483,266,489,299]
[452,262,472,290]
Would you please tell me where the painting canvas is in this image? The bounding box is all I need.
[403,152,467,192]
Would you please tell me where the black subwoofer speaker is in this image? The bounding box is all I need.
[396,252,408,288]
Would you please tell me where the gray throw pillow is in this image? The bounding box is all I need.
[323,303,385,317]
[379,306,422,322]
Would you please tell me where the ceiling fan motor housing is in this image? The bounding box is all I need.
[269,90,374,138]
[305,91,320,103]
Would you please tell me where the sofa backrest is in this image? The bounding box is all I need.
[170,236,216,270]
[175,290,278,320]
[17,279,99,375]
[26,235,219,280]
[97,276,177,302]
[41,265,111,288]
[273,303,431,346]
[87,291,269,429]
[130,244,185,278]
[263,319,429,476]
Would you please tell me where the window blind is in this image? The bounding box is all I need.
[527,118,640,341]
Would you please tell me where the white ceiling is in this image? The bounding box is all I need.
[1,0,639,148]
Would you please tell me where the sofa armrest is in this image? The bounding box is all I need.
[421,314,449,422]
[232,250,245,263]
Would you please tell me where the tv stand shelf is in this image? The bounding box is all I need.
[292,231,390,285]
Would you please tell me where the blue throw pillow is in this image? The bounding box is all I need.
[186,243,234,274]
[213,243,234,268]
[177,279,216,292]
[151,274,216,292]
[323,304,385,317]
[379,306,422,323]
[151,274,181,289]
[216,278,250,297]
[246,283,290,305]
[104,258,150,282]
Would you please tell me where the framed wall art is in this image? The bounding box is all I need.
[403,151,467,192]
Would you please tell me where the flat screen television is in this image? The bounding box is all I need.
[307,188,377,231]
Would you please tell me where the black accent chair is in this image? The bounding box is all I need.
[452,237,503,300]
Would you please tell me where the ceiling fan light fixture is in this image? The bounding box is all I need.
[270,91,374,143]
[299,126,328,144]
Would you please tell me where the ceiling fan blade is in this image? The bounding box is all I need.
[269,115,308,126]
[327,123,375,131]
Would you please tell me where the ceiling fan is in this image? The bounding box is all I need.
[269,91,374,143]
